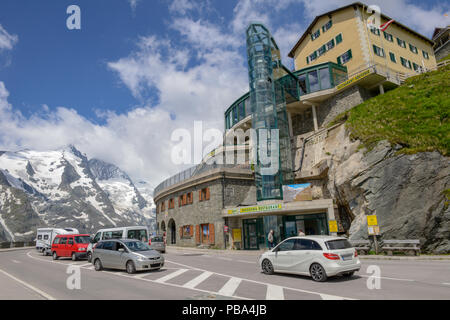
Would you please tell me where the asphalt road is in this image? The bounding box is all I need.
[0,248,449,300]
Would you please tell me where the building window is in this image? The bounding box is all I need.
[422,50,429,59]
[409,44,418,54]
[322,20,332,33]
[383,31,393,42]
[187,192,193,204]
[168,198,175,209]
[311,29,320,41]
[199,188,210,202]
[413,62,421,72]
[326,38,335,50]
[337,49,352,65]
[400,57,411,69]
[397,38,406,48]
[389,52,396,63]
[335,33,343,45]
[308,70,319,92]
[373,45,385,57]
[308,51,318,62]
[370,27,380,36]
[161,201,165,212]
[181,225,193,239]
[318,44,326,56]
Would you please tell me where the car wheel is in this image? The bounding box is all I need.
[94,259,103,271]
[71,252,77,261]
[261,259,274,275]
[310,263,327,282]
[343,271,355,277]
[52,251,58,260]
[126,261,136,274]
[87,252,92,263]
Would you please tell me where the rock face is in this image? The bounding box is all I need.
[319,125,450,253]
[0,146,155,242]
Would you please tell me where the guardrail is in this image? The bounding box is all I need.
[0,241,36,249]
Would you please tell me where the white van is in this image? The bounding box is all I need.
[36,228,79,255]
[87,226,149,262]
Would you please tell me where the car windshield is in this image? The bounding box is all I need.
[326,239,352,250]
[74,236,90,244]
[125,241,151,252]
[152,236,163,242]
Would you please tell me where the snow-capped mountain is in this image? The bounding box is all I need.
[0,146,155,242]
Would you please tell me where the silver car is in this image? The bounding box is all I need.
[149,235,165,253]
[92,239,164,274]
[259,236,361,282]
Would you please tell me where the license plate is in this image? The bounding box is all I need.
[341,254,353,261]
[151,263,161,268]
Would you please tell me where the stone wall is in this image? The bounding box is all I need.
[435,42,450,62]
[291,109,315,136]
[317,85,374,128]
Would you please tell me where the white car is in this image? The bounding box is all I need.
[259,235,361,282]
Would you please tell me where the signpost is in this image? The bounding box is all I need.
[367,215,380,254]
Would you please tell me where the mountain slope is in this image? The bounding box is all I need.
[0,146,155,242]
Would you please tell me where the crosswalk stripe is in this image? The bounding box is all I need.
[155,269,188,283]
[266,285,284,300]
[182,271,213,289]
[218,277,242,296]
[80,263,92,268]
[320,293,345,300]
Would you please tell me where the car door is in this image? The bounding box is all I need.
[100,241,115,268]
[289,239,318,274]
[108,241,125,269]
[59,237,67,257]
[272,239,296,271]
[67,236,75,257]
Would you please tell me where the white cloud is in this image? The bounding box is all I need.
[128,0,140,11]
[0,24,18,51]
[169,0,195,15]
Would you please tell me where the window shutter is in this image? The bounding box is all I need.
[206,188,210,200]
[195,225,200,244]
[199,190,202,201]
[348,50,352,59]
[337,56,342,65]
[209,224,215,244]
[190,225,194,237]
[179,227,183,238]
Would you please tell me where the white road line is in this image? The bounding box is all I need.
[134,272,152,279]
[266,284,284,300]
[320,293,346,300]
[237,260,255,264]
[155,268,188,283]
[183,271,213,289]
[79,263,92,268]
[218,277,242,297]
[360,275,415,282]
[443,283,450,286]
[0,268,56,300]
[11,260,21,264]
[166,259,354,300]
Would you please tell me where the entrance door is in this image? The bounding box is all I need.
[201,224,209,244]
[243,219,263,250]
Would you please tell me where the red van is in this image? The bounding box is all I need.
[51,234,90,261]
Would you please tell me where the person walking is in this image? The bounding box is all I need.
[298,229,305,236]
[267,230,274,249]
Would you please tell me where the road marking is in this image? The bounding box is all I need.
[79,263,92,268]
[166,259,354,300]
[360,275,415,282]
[183,271,213,289]
[11,260,21,264]
[155,268,188,283]
[0,268,56,300]
[266,284,284,300]
[218,277,242,296]
[443,283,450,286]
[237,260,255,264]
[320,293,346,300]
[218,257,233,261]
[134,272,152,279]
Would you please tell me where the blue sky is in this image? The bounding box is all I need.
[0,0,448,186]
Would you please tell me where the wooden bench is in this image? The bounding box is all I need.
[350,240,371,255]
[381,240,420,256]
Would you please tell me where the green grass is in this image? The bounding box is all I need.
[439,53,450,62]
[332,64,450,156]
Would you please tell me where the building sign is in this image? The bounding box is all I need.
[367,215,378,226]
[329,220,338,233]
[232,229,242,242]
[336,69,371,91]
[283,183,312,202]
[227,204,283,215]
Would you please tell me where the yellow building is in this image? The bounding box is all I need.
[288,2,437,79]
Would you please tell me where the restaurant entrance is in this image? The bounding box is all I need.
[243,218,264,250]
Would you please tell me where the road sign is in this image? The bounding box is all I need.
[329,220,338,233]
[368,226,380,235]
[367,215,378,226]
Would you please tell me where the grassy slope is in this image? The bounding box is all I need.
[332,64,450,156]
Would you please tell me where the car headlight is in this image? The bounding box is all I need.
[78,247,86,251]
